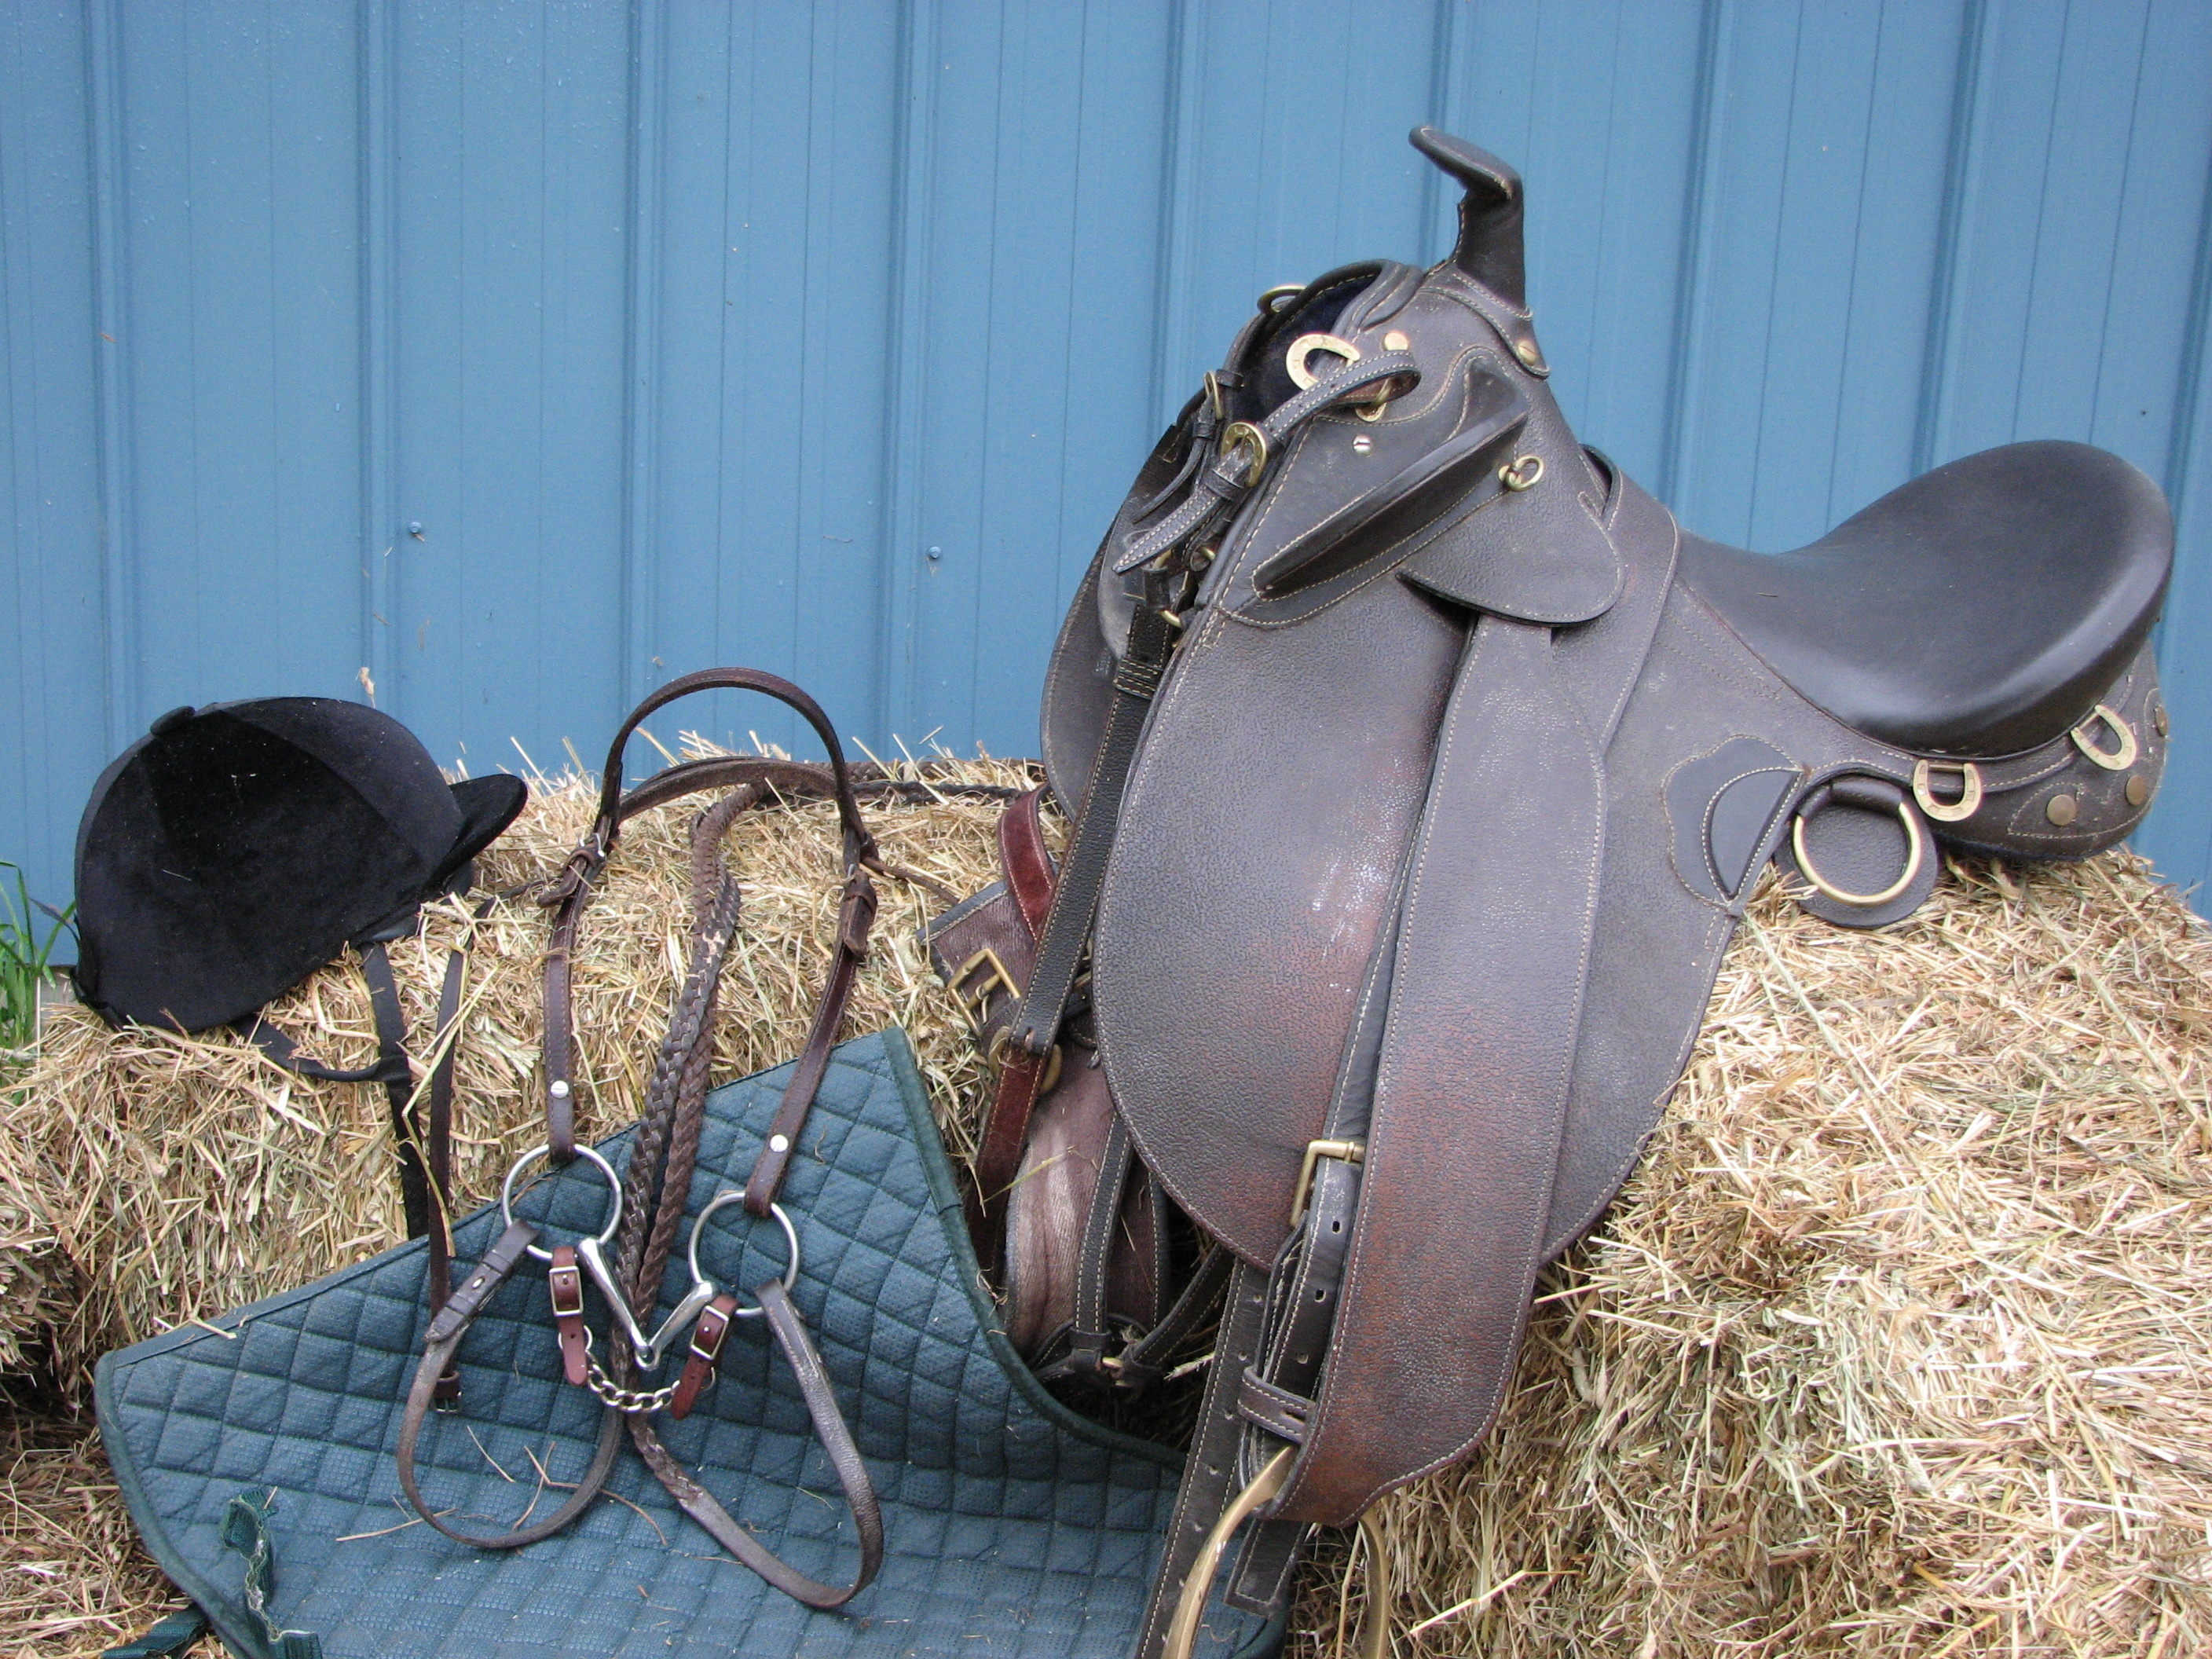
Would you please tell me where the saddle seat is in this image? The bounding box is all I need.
[1677,440,2171,758]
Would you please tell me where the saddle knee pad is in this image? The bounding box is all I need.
[96,1030,1276,1659]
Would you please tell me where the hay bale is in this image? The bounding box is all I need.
[0,1418,176,1655]
[2,752,2207,1657]
[1335,851,2212,1657]
[0,753,1034,1401]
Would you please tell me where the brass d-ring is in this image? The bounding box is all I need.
[2071,704,2137,771]
[1284,332,1361,390]
[1220,421,1269,488]
[1790,797,1927,909]
[1256,283,1306,315]
[1910,758,1983,822]
[1500,454,1544,492]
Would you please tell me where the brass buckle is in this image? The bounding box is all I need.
[984,1023,1064,1095]
[1289,1138,1364,1227]
[1220,421,1269,489]
[948,947,1019,1032]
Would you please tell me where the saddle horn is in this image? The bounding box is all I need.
[1411,126,1525,309]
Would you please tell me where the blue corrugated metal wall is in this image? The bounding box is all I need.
[5,0,2210,920]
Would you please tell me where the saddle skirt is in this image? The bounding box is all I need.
[1031,127,2170,1540]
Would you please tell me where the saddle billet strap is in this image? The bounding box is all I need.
[978,595,1172,1254]
[628,1276,885,1610]
[394,1219,629,1550]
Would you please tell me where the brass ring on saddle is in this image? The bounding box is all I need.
[1789,795,1927,910]
[1255,283,1306,314]
[500,1143,624,1265]
[687,1191,801,1321]
[2070,703,2137,770]
[1284,332,1360,390]
[1500,453,1544,492]
[1910,758,1983,822]
[1220,421,1269,489]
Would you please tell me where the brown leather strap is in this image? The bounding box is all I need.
[548,1245,590,1387]
[1002,596,1170,1060]
[396,1220,626,1548]
[1131,1261,1274,1659]
[1064,1112,1140,1380]
[741,869,875,1214]
[630,1279,883,1608]
[669,1293,737,1420]
[537,674,887,1166]
[997,787,1057,937]
[970,1051,1046,1266]
[1276,614,1600,1524]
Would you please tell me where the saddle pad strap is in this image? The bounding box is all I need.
[629,1276,885,1609]
[98,1608,209,1659]
[1276,610,1603,1525]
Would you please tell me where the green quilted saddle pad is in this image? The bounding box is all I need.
[97,1030,1273,1659]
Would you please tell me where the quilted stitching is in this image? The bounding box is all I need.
[98,1031,1266,1659]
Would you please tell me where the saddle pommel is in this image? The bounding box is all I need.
[1411,126,1525,309]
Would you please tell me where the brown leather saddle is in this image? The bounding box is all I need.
[928,127,2172,1659]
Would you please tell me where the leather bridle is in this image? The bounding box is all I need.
[395,668,1009,1606]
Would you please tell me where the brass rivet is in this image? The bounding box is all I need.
[2153,701,2170,738]
[1352,435,1373,455]
[2046,793,2078,827]
[1383,330,1409,352]
[2126,775,2148,807]
[1514,338,1540,368]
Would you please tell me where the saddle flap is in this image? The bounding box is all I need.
[1243,359,1529,599]
[1398,437,1623,624]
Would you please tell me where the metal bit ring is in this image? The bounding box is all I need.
[500,1143,624,1264]
[686,1192,801,1320]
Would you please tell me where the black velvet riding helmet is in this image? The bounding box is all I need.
[73,698,527,1031]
